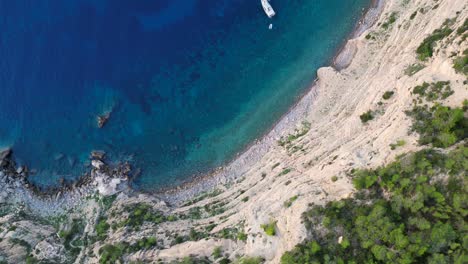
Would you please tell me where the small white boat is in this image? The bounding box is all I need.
[261,0,275,18]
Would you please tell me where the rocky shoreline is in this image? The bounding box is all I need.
[0,147,132,214]
[0,0,386,210]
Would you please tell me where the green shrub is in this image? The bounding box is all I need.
[278,121,311,148]
[331,176,338,182]
[390,139,406,150]
[412,81,453,101]
[406,104,466,148]
[130,237,157,251]
[96,217,110,240]
[237,232,248,241]
[214,227,246,242]
[453,48,468,75]
[284,196,298,208]
[261,220,277,236]
[271,162,280,170]
[456,18,468,35]
[100,194,117,211]
[416,26,453,60]
[278,168,291,176]
[119,203,170,228]
[212,246,223,259]
[359,110,374,123]
[219,258,231,264]
[382,91,394,100]
[99,244,125,264]
[404,63,425,76]
[381,12,397,30]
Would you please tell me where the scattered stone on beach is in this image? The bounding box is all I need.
[90,151,106,160]
[97,112,111,128]
[16,166,24,174]
[91,160,105,170]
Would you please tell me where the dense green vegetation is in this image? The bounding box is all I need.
[406,104,466,148]
[96,217,110,240]
[360,110,374,123]
[282,70,466,263]
[99,244,125,264]
[99,237,158,263]
[405,80,465,148]
[118,203,172,229]
[281,144,467,264]
[411,81,453,102]
[416,22,453,60]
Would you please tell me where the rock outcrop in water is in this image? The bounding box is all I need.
[0,147,11,166]
[97,112,111,128]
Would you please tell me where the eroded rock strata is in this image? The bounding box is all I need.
[0,0,467,263]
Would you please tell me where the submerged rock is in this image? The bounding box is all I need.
[90,150,106,160]
[54,153,65,161]
[0,147,12,160]
[67,156,76,167]
[97,112,111,128]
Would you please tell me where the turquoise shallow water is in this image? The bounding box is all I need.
[0,0,370,190]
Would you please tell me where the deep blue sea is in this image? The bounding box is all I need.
[0,0,370,190]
